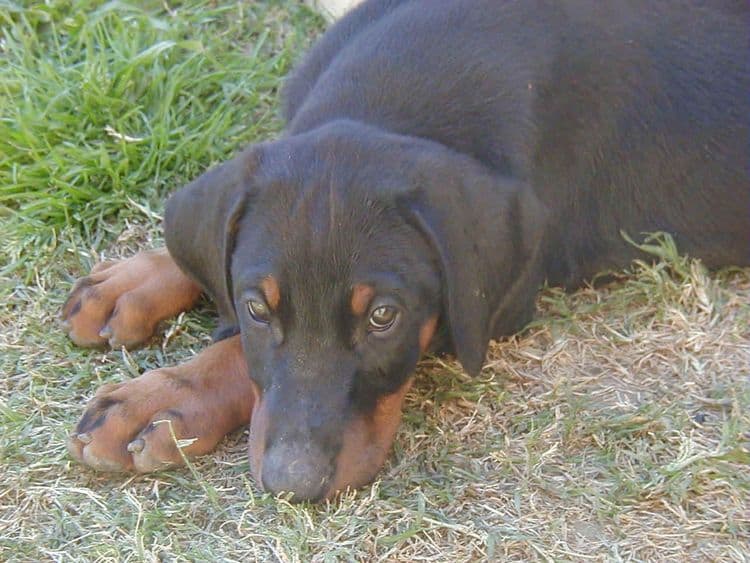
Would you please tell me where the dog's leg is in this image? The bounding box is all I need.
[62,247,202,349]
[68,335,256,472]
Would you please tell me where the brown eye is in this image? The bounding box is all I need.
[247,299,271,324]
[368,306,398,332]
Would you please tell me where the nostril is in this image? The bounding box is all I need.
[261,443,332,502]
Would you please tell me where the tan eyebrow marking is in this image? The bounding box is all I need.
[351,283,375,316]
[260,276,281,311]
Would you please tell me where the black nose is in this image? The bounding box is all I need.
[261,443,333,502]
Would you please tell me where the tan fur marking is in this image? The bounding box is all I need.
[69,335,259,473]
[261,276,281,311]
[326,378,414,498]
[419,315,439,353]
[62,247,202,349]
[248,397,271,487]
[350,283,375,316]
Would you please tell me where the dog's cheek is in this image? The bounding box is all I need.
[325,377,414,498]
[324,316,435,495]
[248,395,270,486]
[419,315,438,353]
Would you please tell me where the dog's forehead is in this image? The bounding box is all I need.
[234,161,421,304]
[277,189,412,285]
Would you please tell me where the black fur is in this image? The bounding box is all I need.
[163,0,749,500]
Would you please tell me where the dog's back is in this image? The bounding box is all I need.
[284,0,749,284]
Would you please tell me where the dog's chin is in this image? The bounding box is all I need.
[247,377,413,502]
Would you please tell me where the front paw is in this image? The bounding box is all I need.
[68,369,222,473]
[61,249,201,349]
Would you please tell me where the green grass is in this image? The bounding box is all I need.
[1,1,749,561]
[1,0,322,274]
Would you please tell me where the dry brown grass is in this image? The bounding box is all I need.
[2,222,748,561]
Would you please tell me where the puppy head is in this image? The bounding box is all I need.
[230,129,442,501]
[165,120,546,501]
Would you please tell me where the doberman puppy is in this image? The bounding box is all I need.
[63,0,749,502]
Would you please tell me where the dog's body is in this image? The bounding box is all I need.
[289,0,748,278]
[65,0,749,501]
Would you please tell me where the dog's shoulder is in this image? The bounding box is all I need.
[282,0,414,122]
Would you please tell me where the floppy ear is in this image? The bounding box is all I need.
[402,149,548,375]
[164,149,258,332]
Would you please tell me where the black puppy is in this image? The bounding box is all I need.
[65,0,749,501]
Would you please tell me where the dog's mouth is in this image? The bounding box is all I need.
[246,377,413,502]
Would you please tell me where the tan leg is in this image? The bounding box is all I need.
[68,335,257,472]
[62,248,202,348]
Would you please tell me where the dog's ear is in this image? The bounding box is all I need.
[164,148,258,330]
[401,149,547,375]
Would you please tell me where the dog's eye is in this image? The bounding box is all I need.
[368,306,398,332]
[247,299,271,324]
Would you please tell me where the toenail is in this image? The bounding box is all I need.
[127,439,145,453]
[99,326,113,339]
[77,432,92,444]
